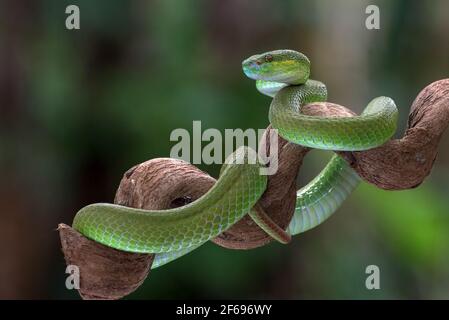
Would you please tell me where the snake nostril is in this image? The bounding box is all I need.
[255,59,263,66]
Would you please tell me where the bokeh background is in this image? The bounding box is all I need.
[1,0,448,299]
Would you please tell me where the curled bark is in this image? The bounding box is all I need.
[60,158,216,299]
[58,223,153,300]
[59,79,449,299]
[345,79,449,190]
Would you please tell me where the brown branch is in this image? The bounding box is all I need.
[345,79,449,189]
[59,79,449,299]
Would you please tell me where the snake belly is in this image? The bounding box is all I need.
[242,49,398,235]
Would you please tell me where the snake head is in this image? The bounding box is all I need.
[242,49,310,85]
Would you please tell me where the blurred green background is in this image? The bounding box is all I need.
[0,0,448,299]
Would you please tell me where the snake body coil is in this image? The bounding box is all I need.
[73,49,398,267]
[242,50,397,236]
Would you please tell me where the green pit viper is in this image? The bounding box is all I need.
[73,49,398,268]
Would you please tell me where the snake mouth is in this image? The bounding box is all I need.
[242,50,310,84]
[242,58,264,80]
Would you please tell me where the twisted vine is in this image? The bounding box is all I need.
[59,78,449,299]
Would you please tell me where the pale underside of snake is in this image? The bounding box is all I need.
[72,49,398,269]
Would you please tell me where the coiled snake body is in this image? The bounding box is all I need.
[73,50,398,268]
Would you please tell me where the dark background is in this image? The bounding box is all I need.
[0,0,448,299]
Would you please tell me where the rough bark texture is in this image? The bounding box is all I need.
[344,79,449,189]
[58,223,153,300]
[59,79,449,299]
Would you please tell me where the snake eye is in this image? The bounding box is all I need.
[265,54,273,62]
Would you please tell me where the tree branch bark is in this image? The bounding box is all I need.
[59,79,449,299]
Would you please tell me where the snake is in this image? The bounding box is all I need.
[72,49,398,268]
